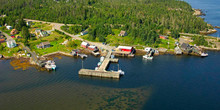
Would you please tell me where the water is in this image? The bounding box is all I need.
[184,0,220,37]
[1,0,220,109]
[1,52,220,110]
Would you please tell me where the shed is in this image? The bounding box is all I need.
[0,38,5,43]
[88,45,99,51]
[37,42,51,49]
[27,21,33,26]
[10,29,18,35]
[159,35,168,39]
[81,42,89,48]
[118,31,127,37]
[81,31,88,36]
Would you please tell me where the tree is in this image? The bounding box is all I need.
[21,26,30,40]
[0,44,4,51]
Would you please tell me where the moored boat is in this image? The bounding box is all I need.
[143,55,153,60]
[201,53,208,57]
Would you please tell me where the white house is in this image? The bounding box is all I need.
[6,39,16,48]
[6,26,12,30]
[81,31,88,36]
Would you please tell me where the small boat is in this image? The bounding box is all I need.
[100,56,105,62]
[110,55,115,59]
[143,55,153,60]
[117,64,125,75]
[201,53,208,57]
[118,69,125,75]
[45,60,56,70]
[97,62,102,67]
[95,67,99,70]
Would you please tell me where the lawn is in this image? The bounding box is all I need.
[0,42,22,57]
[29,31,81,56]
[31,22,52,31]
[158,37,176,49]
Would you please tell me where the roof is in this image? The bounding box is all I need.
[88,45,97,49]
[41,42,50,45]
[181,43,190,49]
[81,41,89,46]
[159,35,168,38]
[120,31,127,35]
[118,46,133,50]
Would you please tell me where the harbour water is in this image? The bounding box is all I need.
[1,0,220,110]
[184,0,220,37]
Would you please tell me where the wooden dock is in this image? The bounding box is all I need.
[78,51,121,79]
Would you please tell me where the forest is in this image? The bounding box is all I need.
[0,0,210,45]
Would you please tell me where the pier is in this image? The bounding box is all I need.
[78,51,121,79]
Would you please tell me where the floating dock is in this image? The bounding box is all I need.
[78,51,121,79]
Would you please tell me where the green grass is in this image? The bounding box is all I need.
[29,31,81,56]
[158,37,176,49]
[31,22,52,30]
[0,42,22,57]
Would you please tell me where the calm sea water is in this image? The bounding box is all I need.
[184,0,220,37]
[1,0,220,110]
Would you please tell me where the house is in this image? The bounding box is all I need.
[88,45,99,52]
[16,35,22,39]
[159,35,168,39]
[37,42,51,49]
[6,26,12,30]
[117,46,134,53]
[35,29,42,34]
[26,21,32,26]
[35,29,49,37]
[6,39,17,48]
[81,31,88,36]
[0,38,5,43]
[181,43,191,52]
[118,31,127,37]
[81,42,89,48]
[11,35,15,38]
[40,31,49,37]
[10,29,18,35]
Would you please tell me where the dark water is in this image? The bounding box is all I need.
[1,52,220,110]
[184,0,220,37]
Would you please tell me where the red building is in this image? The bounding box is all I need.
[159,35,168,39]
[118,46,134,53]
[88,45,98,51]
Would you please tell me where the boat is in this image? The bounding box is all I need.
[118,69,125,75]
[95,67,99,70]
[97,62,102,67]
[100,56,105,62]
[143,55,153,60]
[117,64,125,75]
[201,53,208,57]
[45,60,56,70]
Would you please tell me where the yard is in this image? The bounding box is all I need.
[29,31,81,56]
[31,22,52,31]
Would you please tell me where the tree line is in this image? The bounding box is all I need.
[0,0,210,45]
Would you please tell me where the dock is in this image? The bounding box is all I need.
[78,51,121,79]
